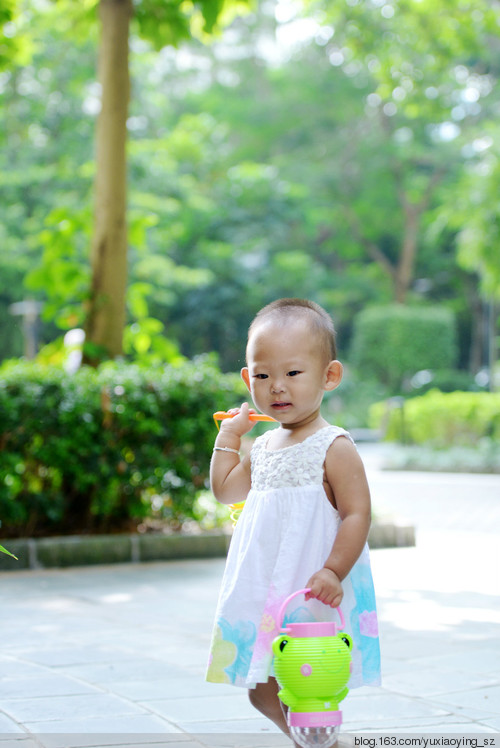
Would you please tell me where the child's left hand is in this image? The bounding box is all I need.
[304,567,343,608]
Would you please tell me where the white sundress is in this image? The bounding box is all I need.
[206,424,381,690]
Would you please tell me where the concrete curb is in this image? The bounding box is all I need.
[0,522,415,572]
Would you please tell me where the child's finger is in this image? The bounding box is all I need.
[304,581,322,601]
[329,591,343,608]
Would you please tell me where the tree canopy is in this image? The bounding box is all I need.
[1,0,499,377]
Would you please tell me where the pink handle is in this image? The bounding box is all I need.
[278,588,346,631]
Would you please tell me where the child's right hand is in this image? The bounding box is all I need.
[218,403,257,438]
[305,568,344,609]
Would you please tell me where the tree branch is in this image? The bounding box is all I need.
[342,205,397,282]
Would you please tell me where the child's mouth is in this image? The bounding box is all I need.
[272,402,292,410]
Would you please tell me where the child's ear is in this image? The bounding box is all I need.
[325,360,343,391]
[241,367,251,392]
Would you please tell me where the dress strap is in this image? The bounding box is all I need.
[312,425,354,467]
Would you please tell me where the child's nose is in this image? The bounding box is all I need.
[271,379,285,393]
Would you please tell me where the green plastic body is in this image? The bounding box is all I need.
[272,631,352,713]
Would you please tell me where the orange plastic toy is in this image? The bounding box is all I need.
[213,410,276,430]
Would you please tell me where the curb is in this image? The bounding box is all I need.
[0,532,231,572]
[0,522,415,572]
[369,520,416,550]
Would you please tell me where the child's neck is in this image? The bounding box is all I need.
[272,410,329,447]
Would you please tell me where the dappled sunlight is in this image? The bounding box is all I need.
[371,532,500,598]
[380,590,500,634]
[99,592,133,605]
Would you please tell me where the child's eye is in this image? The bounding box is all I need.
[254,373,268,379]
[287,370,301,377]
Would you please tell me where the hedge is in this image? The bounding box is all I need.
[370,390,500,447]
[0,357,242,537]
[350,305,457,391]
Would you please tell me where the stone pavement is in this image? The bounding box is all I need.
[1,450,499,747]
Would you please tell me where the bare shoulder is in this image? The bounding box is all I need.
[324,434,368,485]
[326,433,362,462]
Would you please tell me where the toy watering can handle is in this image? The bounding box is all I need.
[278,588,346,631]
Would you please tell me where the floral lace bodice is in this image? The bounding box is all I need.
[250,425,353,491]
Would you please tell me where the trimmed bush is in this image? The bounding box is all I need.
[370,390,500,447]
[408,368,482,396]
[0,357,242,537]
[350,305,457,391]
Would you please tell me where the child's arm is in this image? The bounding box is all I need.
[210,403,255,505]
[305,436,371,608]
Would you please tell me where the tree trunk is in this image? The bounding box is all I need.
[83,0,132,365]
[394,204,419,304]
[467,277,485,374]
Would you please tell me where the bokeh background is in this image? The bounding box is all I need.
[1,0,499,539]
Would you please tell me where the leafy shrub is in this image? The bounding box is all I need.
[0,357,242,537]
[324,372,389,430]
[350,305,457,392]
[369,390,500,447]
[407,368,483,396]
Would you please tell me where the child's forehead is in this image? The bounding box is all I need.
[246,318,322,358]
[249,316,310,340]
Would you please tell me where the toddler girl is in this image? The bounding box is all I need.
[206,298,381,741]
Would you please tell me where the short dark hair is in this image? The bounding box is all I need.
[248,298,337,361]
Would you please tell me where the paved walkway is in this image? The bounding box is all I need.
[1,450,499,747]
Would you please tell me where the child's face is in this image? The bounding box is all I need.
[241,319,342,428]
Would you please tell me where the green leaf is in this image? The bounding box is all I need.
[0,544,18,560]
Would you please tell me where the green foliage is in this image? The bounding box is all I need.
[437,125,500,301]
[0,357,243,538]
[350,305,457,391]
[408,368,483,396]
[0,17,97,358]
[26,205,92,330]
[370,390,500,448]
[133,0,253,49]
[0,543,17,559]
[0,0,499,373]
[0,1,35,69]
[324,375,389,431]
[302,0,500,305]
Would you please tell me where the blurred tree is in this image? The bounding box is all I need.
[0,8,96,358]
[156,12,496,362]
[1,0,252,366]
[301,0,500,302]
[84,0,253,364]
[83,0,131,364]
[435,123,500,383]
[450,130,500,302]
[0,0,32,69]
[1,0,499,374]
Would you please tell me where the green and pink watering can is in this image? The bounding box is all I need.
[272,588,353,747]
